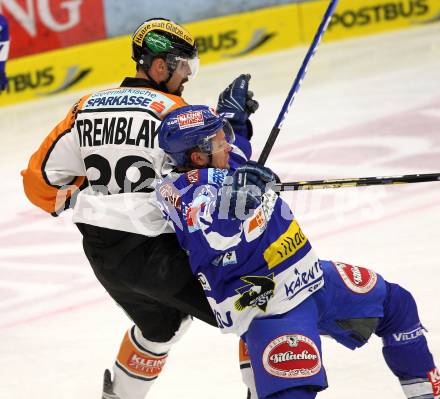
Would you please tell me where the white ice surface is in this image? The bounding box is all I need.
[0,24,439,398]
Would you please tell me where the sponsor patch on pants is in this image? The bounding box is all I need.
[333,261,377,294]
[262,334,321,378]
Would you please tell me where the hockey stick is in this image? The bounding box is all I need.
[258,0,339,166]
[275,172,440,192]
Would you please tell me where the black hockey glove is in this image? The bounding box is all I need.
[216,74,259,140]
[228,161,277,220]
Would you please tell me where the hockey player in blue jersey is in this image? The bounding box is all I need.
[0,14,9,92]
[155,104,439,399]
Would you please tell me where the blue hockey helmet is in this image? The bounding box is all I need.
[158,105,235,166]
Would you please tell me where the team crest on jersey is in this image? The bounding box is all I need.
[333,261,377,294]
[244,207,267,242]
[234,274,275,312]
[263,334,321,379]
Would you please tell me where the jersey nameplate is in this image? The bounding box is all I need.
[77,117,158,149]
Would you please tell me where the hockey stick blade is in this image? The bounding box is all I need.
[258,0,339,166]
[275,172,440,191]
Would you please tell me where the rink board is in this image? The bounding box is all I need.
[0,0,439,106]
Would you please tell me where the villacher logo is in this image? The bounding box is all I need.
[263,334,322,378]
[333,261,377,294]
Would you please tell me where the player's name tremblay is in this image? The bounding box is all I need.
[76,117,158,148]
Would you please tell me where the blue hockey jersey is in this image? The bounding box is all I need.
[0,15,9,64]
[0,14,9,91]
[156,168,323,336]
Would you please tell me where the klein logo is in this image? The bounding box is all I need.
[127,353,167,377]
[177,111,204,129]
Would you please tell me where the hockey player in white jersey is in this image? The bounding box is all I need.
[156,104,439,399]
[22,18,258,399]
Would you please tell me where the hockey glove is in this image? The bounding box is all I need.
[229,161,277,219]
[216,74,259,139]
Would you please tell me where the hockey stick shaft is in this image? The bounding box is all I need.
[275,172,440,191]
[258,0,339,166]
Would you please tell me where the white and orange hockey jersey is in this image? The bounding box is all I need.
[22,80,187,235]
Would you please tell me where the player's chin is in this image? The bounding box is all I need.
[176,79,188,95]
[172,86,184,96]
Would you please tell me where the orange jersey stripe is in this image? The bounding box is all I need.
[21,96,90,214]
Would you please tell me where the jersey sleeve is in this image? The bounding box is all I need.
[0,15,9,66]
[21,98,88,215]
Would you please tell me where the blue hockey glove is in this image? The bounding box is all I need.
[229,161,277,219]
[216,74,259,139]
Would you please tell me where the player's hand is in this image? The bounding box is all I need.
[216,74,259,125]
[229,161,277,219]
